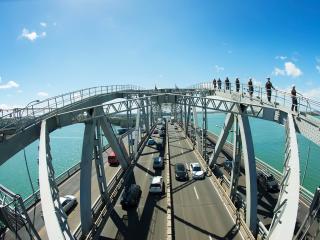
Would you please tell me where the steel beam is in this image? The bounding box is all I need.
[268,114,300,239]
[80,117,96,235]
[100,113,129,169]
[133,107,141,157]
[229,116,241,200]
[38,120,74,240]
[209,113,234,167]
[237,114,257,236]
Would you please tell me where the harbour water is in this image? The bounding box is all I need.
[0,113,319,200]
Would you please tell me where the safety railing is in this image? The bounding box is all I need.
[190,81,320,119]
[0,85,144,134]
[205,131,314,205]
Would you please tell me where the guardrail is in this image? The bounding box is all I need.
[190,81,320,119]
[73,124,156,239]
[0,85,144,134]
[205,131,314,206]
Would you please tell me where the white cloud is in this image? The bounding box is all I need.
[316,65,320,73]
[40,22,47,27]
[0,80,19,89]
[302,88,320,101]
[273,67,285,76]
[37,91,49,97]
[275,55,287,60]
[214,65,224,73]
[285,62,302,77]
[20,28,46,42]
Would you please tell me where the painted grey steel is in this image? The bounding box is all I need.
[94,120,108,199]
[193,107,201,153]
[209,113,234,167]
[100,115,129,169]
[295,187,320,240]
[237,114,257,236]
[38,120,74,240]
[134,106,141,157]
[80,117,96,235]
[268,114,300,240]
[230,116,241,201]
[202,99,208,161]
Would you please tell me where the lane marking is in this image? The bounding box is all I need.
[193,186,199,200]
[209,235,213,240]
[181,149,183,154]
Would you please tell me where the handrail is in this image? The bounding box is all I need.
[0,85,144,132]
[190,81,320,118]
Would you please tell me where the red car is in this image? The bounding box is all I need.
[108,151,119,165]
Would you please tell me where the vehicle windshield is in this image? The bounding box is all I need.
[61,199,71,207]
[154,158,161,163]
[176,165,185,172]
[150,183,161,188]
[193,166,201,171]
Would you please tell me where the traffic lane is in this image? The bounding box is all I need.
[170,127,242,240]
[28,147,122,239]
[212,144,279,228]
[100,136,167,240]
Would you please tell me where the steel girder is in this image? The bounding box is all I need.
[268,113,300,240]
[38,120,74,240]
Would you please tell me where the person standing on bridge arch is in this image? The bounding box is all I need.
[213,78,217,89]
[225,77,230,91]
[248,78,253,99]
[291,85,298,112]
[265,77,275,102]
[235,78,240,92]
[217,78,222,90]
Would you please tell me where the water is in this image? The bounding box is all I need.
[197,112,320,193]
[0,124,120,199]
[0,115,319,199]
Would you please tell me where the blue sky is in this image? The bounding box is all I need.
[1,0,320,108]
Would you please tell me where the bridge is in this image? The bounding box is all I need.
[0,83,320,240]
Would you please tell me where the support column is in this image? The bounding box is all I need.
[193,107,201,153]
[185,100,191,136]
[133,107,141,158]
[229,116,241,200]
[141,97,149,134]
[99,112,129,169]
[209,113,234,168]
[268,114,300,239]
[238,114,257,236]
[80,117,96,235]
[39,120,74,240]
[202,100,208,162]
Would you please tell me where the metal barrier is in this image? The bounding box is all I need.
[0,85,144,133]
[190,81,320,118]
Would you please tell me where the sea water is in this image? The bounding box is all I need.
[0,115,319,199]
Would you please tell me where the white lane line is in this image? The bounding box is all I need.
[193,186,199,200]
[209,235,213,240]
[181,149,183,154]
[179,141,181,145]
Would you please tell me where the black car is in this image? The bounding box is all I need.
[257,171,279,192]
[175,163,188,180]
[223,159,233,174]
[159,131,165,138]
[120,184,142,209]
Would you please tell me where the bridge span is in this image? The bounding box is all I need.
[1,84,320,240]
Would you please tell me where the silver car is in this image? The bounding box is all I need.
[59,195,77,213]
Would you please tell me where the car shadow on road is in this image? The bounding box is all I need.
[171,179,196,195]
[170,149,193,159]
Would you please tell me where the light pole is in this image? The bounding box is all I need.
[20,100,40,118]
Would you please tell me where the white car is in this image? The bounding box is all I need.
[190,163,205,179]
[59,195,77,213]
[149,176,164,194]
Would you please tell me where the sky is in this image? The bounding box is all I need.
[1,0,320,108]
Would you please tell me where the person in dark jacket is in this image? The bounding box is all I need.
[265,77,275,102]
[225,77,230,90]
[291,85,298,112]
[213,79,217,89]
[248,78,253,99]
[217,78,222,90]
[235,78,240,92]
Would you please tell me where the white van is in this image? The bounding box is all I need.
[149,176,164,194]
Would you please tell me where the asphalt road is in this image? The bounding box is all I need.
[168,124,243,240]
[5,139,127,240]
[100,133,167,240]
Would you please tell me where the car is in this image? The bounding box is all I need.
[190,162,205,179]
[153,157,164,169]
[175,163,188,180]
[59,195,77,214]
[223,159,233,174]
[120,184,142,209]
[160,126,165,131]
[147,138,156,146]
[156,142,163,150]
[117,128,128,135]
[153,129,159,135]
[257,171,279,192]
[149,176,164,194]
[159,130,165,138]
[174,125,178,130]
[108,150,119,165]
